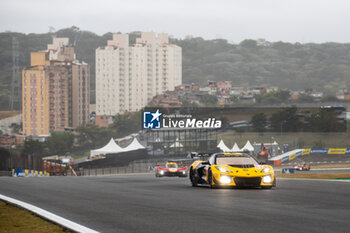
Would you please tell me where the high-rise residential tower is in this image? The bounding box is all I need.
[22,38,90,136]
[95,32,181,126]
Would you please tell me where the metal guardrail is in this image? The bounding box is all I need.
[75,159,194,176]
[0,171,12,176]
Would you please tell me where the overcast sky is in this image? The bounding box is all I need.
[1,0,349,43]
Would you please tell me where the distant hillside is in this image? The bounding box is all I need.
[1,26,350,110]
[0,111,20,120]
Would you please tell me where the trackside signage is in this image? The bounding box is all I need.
[310,149,329,154]
[12,169,48,177]
[328,148,347,154]
[281,168,295,174]
[143,109,222,129]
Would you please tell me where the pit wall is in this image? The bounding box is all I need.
[271,148,350,166]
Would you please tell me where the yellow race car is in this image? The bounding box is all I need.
[189,153,276,189]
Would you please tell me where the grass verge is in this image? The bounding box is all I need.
[276,172,350,179]
[72,151,89,159]
[0,201,69,233]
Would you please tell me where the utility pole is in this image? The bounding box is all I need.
[9,37,20,110]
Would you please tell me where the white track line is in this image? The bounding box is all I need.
[278,178,350,182]
[0,194,99,233]
[311,168,350,171]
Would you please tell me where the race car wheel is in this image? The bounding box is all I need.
[190,169,198,187]
[208,169,216,189]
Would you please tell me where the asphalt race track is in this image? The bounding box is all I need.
[1,175,350,233]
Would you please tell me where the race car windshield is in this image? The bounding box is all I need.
[216,157,258,166]
[166,164,177,168]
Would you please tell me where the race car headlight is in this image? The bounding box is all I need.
[216,166,230,173]
[261,167,271,173]
[182,171,186,174]
[159,170,164,175]
[220,176,232,184]
[262,175,272,183]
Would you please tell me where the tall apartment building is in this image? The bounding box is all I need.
[22,38,90,136]
[95,32,181,125]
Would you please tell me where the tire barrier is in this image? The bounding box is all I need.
[12,169,49,177]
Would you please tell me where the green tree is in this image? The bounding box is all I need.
[270,106,300,132]
[22,139,44,156]
[199,94,218,106]
[76,124,115,147]
[321,95,338,102]
[239,39,257,49]
[255,90,291,105]
[297,94,315,103]
[181,98,199,108]
[306,108,345,132]
[111,112,141,137]
[251,113,267,132]
[229,95,240,104]
[46,133,74,155]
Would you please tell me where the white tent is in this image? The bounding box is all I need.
[231,142,241,152]
[90,138,124,157]
[241,140,254,152]
[170,141,183,148]
[217,140,231,152]
[123,138,146,152]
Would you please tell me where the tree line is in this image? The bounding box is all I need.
[251,106,346,133]
[21,111,142,157]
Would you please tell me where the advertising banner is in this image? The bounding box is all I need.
[328,148,347,155]
[310,149,329,154]
[281,168,295,174]
[12,169,26,177]
[12,169,47,177]
[302,148,311,156]
[289,153,296,161]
